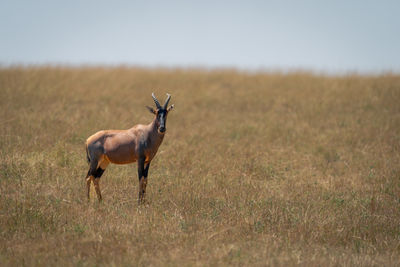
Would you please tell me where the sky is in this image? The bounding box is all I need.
[0,0,399,73]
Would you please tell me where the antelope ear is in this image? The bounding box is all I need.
[146,106,156,114]
[167,104,174,112]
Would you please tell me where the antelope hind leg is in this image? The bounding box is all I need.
[92,159,109,202]
[93,178,102,201]
[86,176,92,200]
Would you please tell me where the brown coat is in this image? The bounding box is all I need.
[86,118,164,166]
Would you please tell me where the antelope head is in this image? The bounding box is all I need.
[147,93,174,134]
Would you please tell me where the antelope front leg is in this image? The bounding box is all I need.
[137,157,145,204]
[142,162,150,203]
[139,177,147,204]
[137,158,151,204]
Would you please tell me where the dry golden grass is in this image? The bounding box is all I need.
[0,66,400,266]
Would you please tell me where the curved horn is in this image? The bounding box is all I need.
[152,93,162,109]
[163,93,171,109]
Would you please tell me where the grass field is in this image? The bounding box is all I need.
[1,66,400,266]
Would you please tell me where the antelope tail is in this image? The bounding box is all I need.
[85,145,91,178]
[86,144,90,164]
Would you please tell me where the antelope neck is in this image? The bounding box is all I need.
[149,117,166,138]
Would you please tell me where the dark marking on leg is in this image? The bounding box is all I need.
[137,157,145,204]
[140,162,150,203]
[137,157,145,181]
[144,162,150,178]
[93,168,105,179]
[88,158,99,178]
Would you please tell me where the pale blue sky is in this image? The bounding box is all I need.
[0,0,399,72]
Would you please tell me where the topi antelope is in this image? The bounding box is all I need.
[85,93,174,204]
